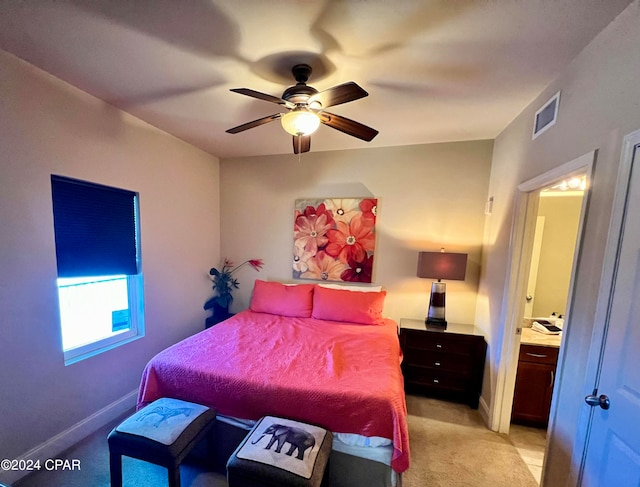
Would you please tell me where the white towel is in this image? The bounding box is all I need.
[532,321,562,335]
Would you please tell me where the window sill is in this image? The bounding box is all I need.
[64,333,143,366]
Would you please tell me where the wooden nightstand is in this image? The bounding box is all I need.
[399,318,487,408]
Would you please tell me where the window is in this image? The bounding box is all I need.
[51,175,144,365]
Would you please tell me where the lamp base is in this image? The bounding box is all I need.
[425,317,447,328]
[427,281,447,328]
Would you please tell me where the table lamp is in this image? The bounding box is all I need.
[417,249,468,327]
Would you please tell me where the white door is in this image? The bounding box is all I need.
[580,139,640,486]
[524,216,545,318]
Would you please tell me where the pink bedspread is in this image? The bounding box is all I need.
[137,310,410,472]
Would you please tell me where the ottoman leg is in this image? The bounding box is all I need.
[321,459,330,487]
[109,452,123,487]
[168,465,181,487]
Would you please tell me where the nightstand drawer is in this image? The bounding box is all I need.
[403,366,468,391]
[403,329,476,354]
[404,349,472,374]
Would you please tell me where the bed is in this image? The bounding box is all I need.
[137,280,410,486]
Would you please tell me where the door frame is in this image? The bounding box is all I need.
[573,129,640,484]
[492,150,596,434]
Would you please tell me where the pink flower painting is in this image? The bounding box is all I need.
[293,198,378,283]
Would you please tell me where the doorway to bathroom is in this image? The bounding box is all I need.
[508,175,585,482]
[491,151,595,483]
[523,182,585,327]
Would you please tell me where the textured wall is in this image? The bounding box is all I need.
[478,1,640,485]
[0,49,220,465]
[219,140,493,326]
[532,195,583,318]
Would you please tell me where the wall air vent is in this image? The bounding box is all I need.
[532,91,560,140]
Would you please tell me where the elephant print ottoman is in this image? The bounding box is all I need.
[108,398,217,487]
[226,415,333,487]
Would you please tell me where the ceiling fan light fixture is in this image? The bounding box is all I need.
[281,109,320,136]
[226,64,377,153]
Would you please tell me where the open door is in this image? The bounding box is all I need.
[577,130,640,485]
[523,216,545,318]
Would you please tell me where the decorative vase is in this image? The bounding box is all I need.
[205,301,232,328]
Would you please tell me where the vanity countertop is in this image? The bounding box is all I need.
[521,327,562,348]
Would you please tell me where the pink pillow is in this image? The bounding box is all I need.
[312,285,386,325]
[250,280,314,317]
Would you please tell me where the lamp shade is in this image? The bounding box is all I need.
[281,109,321,136]
[417,251,467,281]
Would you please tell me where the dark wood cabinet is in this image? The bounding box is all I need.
[511,344,559,427]
[399,319,487,409]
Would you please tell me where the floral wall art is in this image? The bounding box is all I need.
[293,198,378,283]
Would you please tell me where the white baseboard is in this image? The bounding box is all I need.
[0,389,137,486]
[478,394,491,428]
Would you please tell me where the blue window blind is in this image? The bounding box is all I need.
[51,175,139,278]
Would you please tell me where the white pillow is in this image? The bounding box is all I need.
[318,283,382,292]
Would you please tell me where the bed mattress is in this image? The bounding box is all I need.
[137,310,410,473]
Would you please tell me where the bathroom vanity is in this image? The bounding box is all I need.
[511,328,561,427]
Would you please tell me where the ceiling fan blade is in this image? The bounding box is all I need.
[308,82,368,109]
[230,88,295,109]
[319,112,379,142]
[226,113,282,134]
[293,135,311,154]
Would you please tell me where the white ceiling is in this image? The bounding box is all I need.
[0,0,633,159]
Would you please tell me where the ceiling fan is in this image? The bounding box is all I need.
[226,64,379,154]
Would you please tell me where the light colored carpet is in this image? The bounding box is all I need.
[403,394,538,487]
[14,394,537,487]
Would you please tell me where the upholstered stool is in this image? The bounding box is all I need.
[227,416,332,487]
[108,398,216,487]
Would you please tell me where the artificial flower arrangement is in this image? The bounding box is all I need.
[204,258,264,315]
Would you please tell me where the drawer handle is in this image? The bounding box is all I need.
[436,344,443,349]
[526,352,548,358]
[433,379,439,384]
[434,362,441,366]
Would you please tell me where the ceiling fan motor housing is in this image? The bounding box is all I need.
[282,65,318,105]
[282,84,318,105]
